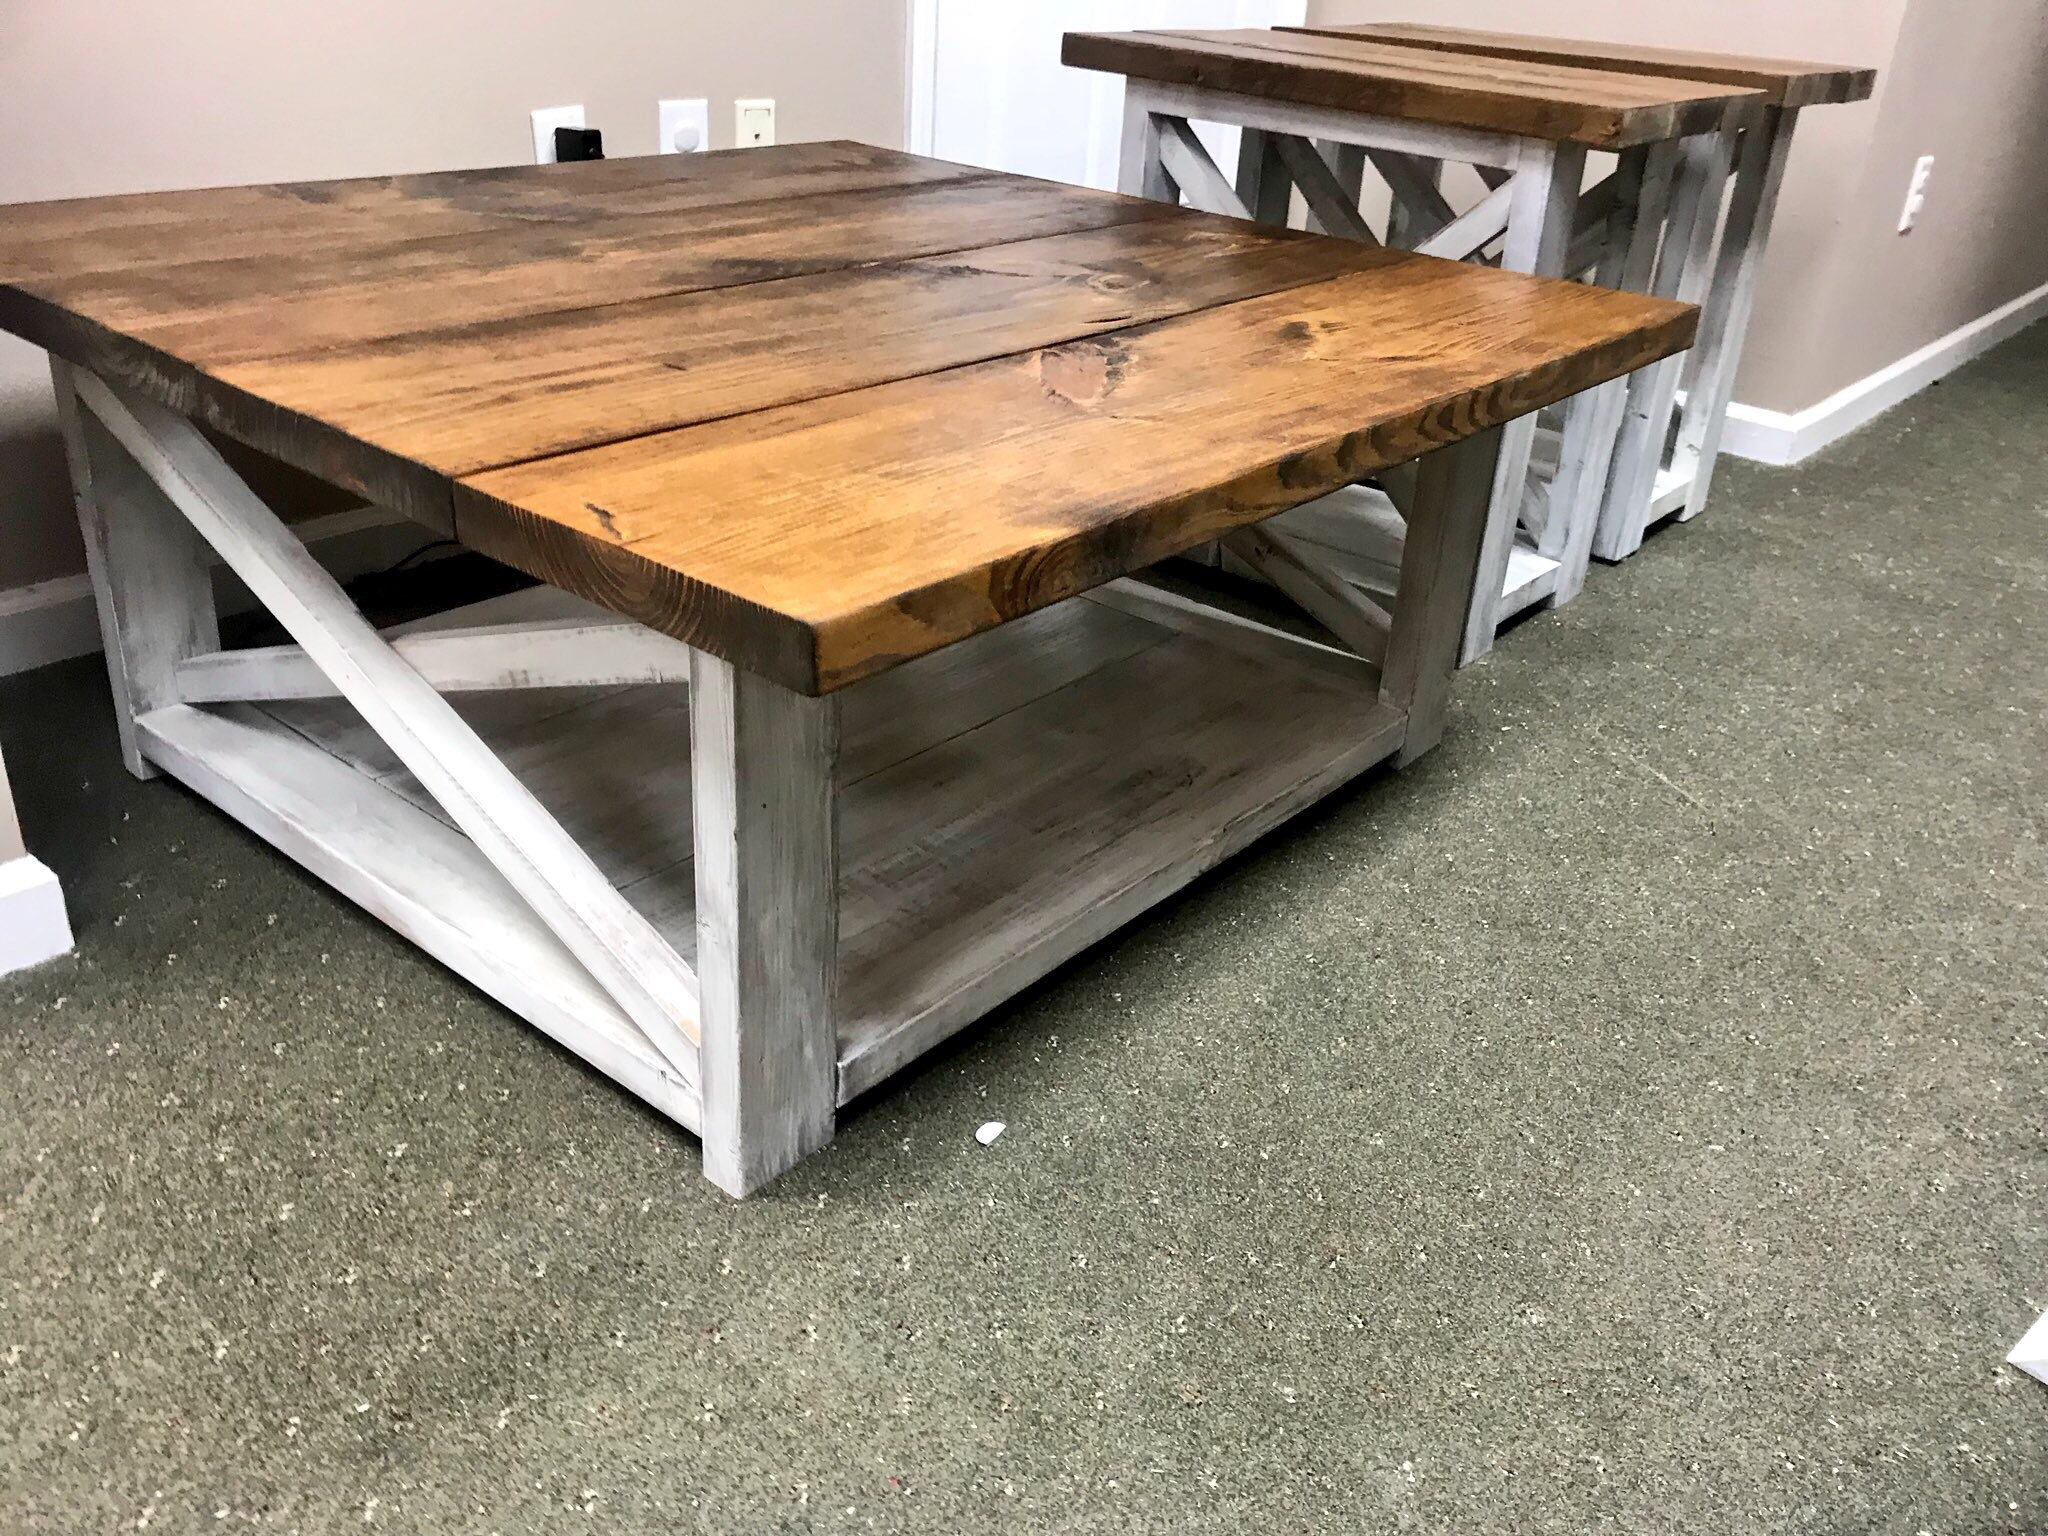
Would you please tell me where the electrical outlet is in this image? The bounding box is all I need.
[659,98,710,155]
[530,104,585,164]
[735,98,776,148]
[1898,154,1934,233]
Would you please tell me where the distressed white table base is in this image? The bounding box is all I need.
[57,355,1500,1196]
[1594,103,1796,562]
[1115,76,1676,664]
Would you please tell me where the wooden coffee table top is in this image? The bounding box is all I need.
[1061,28,1762,147]
[1,142,1694,694]
[1281,22,1877,110]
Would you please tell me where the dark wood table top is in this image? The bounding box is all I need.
[1,142,1695,693]
[1061,28,1764,147]
[1280,22,1877,110]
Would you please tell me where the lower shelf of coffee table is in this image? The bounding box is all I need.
[133,581,1406,1124]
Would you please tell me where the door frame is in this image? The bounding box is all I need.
[904,0,1309,162]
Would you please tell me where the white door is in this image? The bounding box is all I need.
[909,0,1308,191]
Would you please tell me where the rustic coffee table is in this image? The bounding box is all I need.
[0,142,1689,1194]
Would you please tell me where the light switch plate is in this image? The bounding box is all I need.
[530,104,586,165]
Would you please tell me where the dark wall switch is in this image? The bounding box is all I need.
[554,126,605,162]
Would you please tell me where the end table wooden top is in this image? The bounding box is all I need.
[1061,28,1764,147]
[1280,22,1877,110]
[0,142,1693,694]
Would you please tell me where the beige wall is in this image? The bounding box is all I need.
[1798,0,2048,403]
[0,0,908,589]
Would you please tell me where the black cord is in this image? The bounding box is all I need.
[377,538,462,576]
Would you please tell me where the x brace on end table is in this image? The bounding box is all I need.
[1112,75,1756,661]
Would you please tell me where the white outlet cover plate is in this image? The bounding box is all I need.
[1898,154,1934,233]
[659,98,710,155]
[530,104,586,165]
[735,97,776,148]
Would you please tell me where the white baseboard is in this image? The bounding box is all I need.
[0,854,73,974]
[1720,278,2048,467]
[2011,1309,2048,1387]
[0,506,439,680]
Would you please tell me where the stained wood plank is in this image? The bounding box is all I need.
[828,629,1407,1101]
[2,173,1172,377]
[4,174,1181,522]
[1063,28,1764,147]
[454,258,1697,693]
[194,217,1402,486]
[0,141,978,283]
[1283,23,1876,109]
[5,150,1696,699]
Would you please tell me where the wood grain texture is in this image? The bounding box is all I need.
[196,217,1400,483]
[3,149,1694,696]
[456,259,1694,693]
[1063,28,1764,147]
[1,173,1169,375]
[1282,23,1876,109]
[0,141,978,284]
[2,171,1174,523]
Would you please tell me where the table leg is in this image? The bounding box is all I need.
[1461,139,1584,665]
[51,361,219,780]
[63,364,710,1132]
[690,650,840,1198]
[1544,138,1681,605]
[1594,109,1744,563]
[1233,127,1293,226]
[1378,152,1448,249]
[1383,428,1505,764]
[1672,106,1799,521]
[1117,85,1177,203]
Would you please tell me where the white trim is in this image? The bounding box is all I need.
[903,0,1308,171]
[1720,277,2048,466]
[906,0,939,154]
[2010,1310,2048,1387]
[0,856,73,975]
[0,504,441,679]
